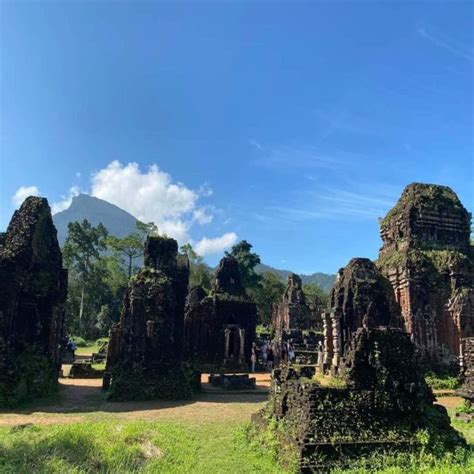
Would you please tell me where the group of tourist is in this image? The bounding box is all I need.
[251,342,273,372]
[250,339,298,372]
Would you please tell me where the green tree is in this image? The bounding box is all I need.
[180,243,212,290]
[96,304,112,334]
[225,240,262,292]
[63,220,109,336]
[100,254,129,325]
[253,272,285,326]
[303,283,329,309]
[106,233,143,277]
[136,220,159,237]
[65,255,115,338]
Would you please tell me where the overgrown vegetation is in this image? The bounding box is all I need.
[0,346,58,408]
[425,372,460,390]
[253,402,473,473]
[380,183,465,229]
[456,400,474,415]
[63,219,161,340]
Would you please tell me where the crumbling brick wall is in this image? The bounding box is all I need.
[0,197,67,407]
[457,337,474,403]
[257,327,463,471]
[321,258,401,372]
[106,236,191,400]
[184,256,257,370]
[273,273,313,332]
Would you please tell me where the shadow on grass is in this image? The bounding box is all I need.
[0,378,268,417]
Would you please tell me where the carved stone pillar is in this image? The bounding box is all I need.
[146,320,154,338]
[224,328,230,359]
[239,328,246,364]
[331,311,342,374]
[322,312,333,374]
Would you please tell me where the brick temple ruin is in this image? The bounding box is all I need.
[378,183,474,365]
[104,236,192,400]
[0,197,67,407]
[320,258,400,373]
[256,326,463,471]
[256,182,472,469]
[272,273,313,333]
[184,256,257,370]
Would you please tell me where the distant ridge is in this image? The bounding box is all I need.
[255,263,335,293]
[52,194,336,291]
[53,194,138,245]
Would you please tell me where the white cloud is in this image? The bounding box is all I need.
[198,183,213,197]
[51,186,81,214]
[193,208,213,225]
[159,220,191,243]
[14,160,236,251]
[90,160,216,243]
[194,232,238,256]
[12,186,40,207]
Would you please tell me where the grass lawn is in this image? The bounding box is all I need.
[0,420,288,473]
[1,377,474,473]
[1,409,474,473]
[75,343,100,357]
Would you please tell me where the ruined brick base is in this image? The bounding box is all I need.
[254,328,465,470]
[108,362,192,401]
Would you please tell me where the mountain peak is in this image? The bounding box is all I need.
[53,194,139,244]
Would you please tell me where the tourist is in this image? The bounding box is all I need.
[317,340,323,364]
[66,339,73,361]
[267,348,274,371]
[272,341,281,365]
[281,342,287,363]
[251,343,258,373]
[69,339,77,360]
[288,344,295,362]
[261,341,268,367]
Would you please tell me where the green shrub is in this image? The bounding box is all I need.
[71,336,87,347]
[425,372,460,390]
[456,400,474,415]
[0,346,58,408]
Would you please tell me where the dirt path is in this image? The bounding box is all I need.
[0,375,269,427]
[0,371,461,427]
[436,396,463,409]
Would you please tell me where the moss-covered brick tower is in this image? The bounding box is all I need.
[272,273,313,333]
[184,256,257,371]
[377,183,473,366]
[105,235,192,401]
[0,197,67,407]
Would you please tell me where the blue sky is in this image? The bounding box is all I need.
[1,1,472,274]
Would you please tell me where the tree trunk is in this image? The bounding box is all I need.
[79,286,85,333]
[128,255,132,278]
